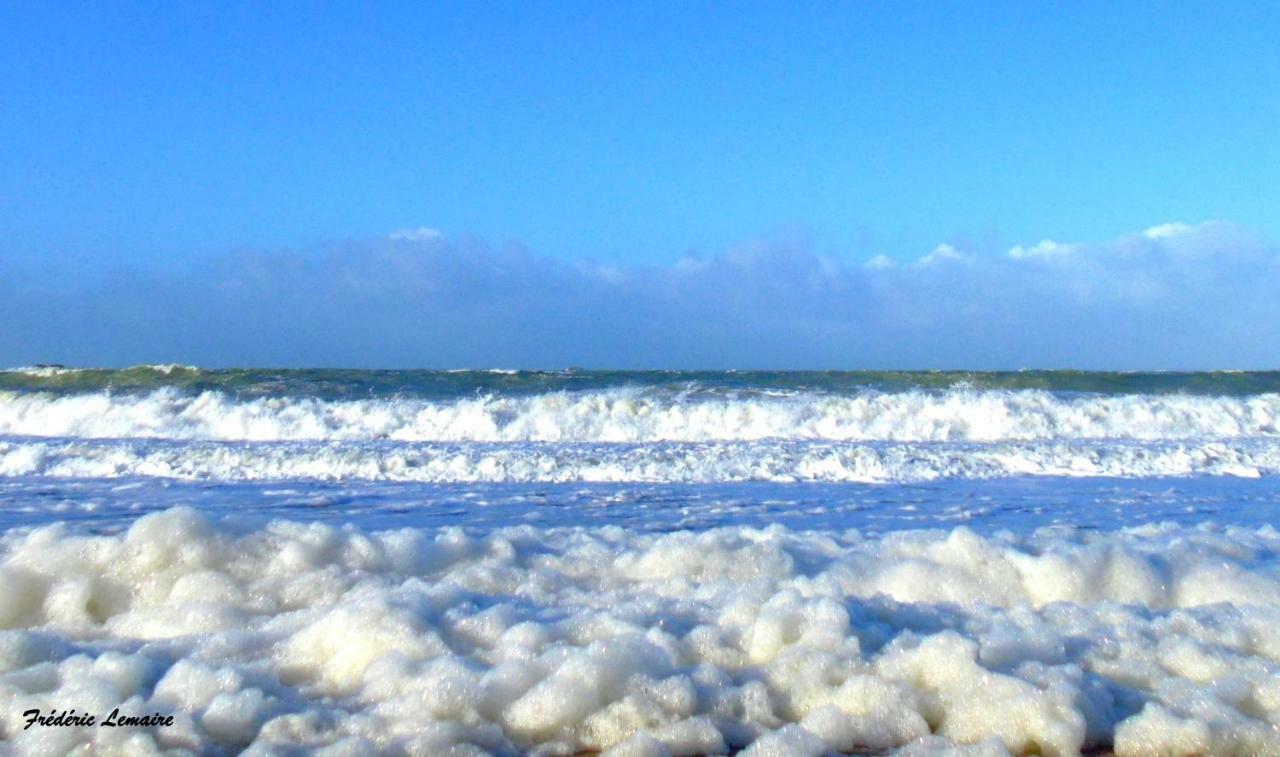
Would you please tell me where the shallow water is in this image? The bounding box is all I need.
[1,475,1277,537]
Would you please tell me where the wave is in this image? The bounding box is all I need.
[2,363,199,377]
[3,437,1275,482]
[1,365,83,378]
[0,387,1277,444]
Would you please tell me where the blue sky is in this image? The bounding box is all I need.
[4,1,1277,267]
[1,2,1278,367]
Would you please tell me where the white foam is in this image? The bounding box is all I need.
[2,437,1276,483]
[3,509,1280,753]
[0,387,1277,444]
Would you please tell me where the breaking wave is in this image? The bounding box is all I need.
[1,437,1275,483]
[1,387,1277,444]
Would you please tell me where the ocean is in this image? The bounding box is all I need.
[3,367,1280,754]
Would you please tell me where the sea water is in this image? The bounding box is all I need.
[1,368,1279,754]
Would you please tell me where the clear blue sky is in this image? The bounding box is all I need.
[2,1,1277,271]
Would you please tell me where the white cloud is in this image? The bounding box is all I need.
[1,221,1276,369]
[914,243,972,268]
[1141,221,1200,240]
[389,226,444,242]
[1007,239,1080,260]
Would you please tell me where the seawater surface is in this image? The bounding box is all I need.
[2,367,1279,755]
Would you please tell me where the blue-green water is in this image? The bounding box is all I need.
[5,365,1280,398]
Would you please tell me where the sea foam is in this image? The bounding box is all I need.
[1,437,1276,483]
[2,508,1280,754]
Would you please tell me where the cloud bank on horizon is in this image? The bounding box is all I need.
[2,221,1277,369]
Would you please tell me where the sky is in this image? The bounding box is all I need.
[1,1,1278,368]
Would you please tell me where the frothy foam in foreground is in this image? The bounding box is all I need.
[2,509,1280,754]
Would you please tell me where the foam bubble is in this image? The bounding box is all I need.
[3,509,1280,753]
